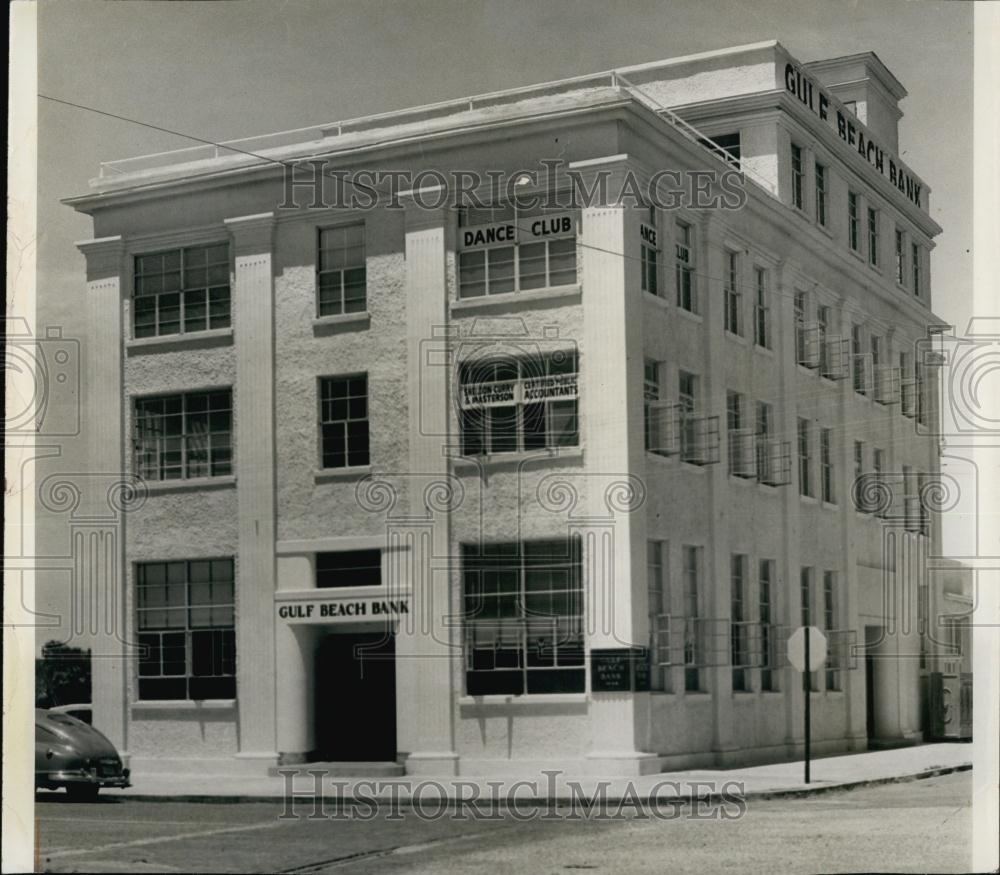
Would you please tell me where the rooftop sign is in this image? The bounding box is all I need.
[784,62,924,211]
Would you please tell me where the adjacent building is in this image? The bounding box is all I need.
[66,41,962,778]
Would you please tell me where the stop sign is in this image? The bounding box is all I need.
[787,625,827,672]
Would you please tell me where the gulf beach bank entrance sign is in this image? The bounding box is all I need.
[784,62,924,210]
[277,597,410,624]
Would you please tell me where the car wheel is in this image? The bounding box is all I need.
[67,784,100,802]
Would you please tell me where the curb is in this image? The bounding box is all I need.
[92,762,972,806]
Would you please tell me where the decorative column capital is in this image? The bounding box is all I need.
[76,235,125,282]
[224,212,276,255]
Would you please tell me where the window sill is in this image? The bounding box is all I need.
[452,447,584,473]
[451,284,581,313]
[799,493,818,505]
[131,699,236,712]
[143,475,236,495]
[752,342,774,358]
[821,500,839,511]
[126,328,233,355]
[724,330,748,346]
[676,306,702,324]
[458,693,587,707]
[314,465,372,484]
[643,290,671,310]
[312,312,370,335]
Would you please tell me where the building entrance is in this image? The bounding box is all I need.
[314,632,396,762]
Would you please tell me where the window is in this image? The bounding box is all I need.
[318,224,366,316]
[798,418,812,497]
[137,559,235,700]
[759,560,776,691]
[912,243,922,297]
[726,390,748,477]
[794,292,807,365]
[873,448,886,518]
[699,132,741,167]
[316,550,381,588]
[133,243,230,339]
[915,361,927,425]
[724,251,741,335]
[648,541,669,691]
[848,192,860,251]
[641,210,659,296]
[683,545,702,692]
[867,207,879,267]
[644,360,662,454]
[678,370,697,462]
[894,228,905,286]
[320,375,370,469]
[134,390,232,481]
[791,143,804,209]
[815,162,827,226]
[460,353,578,456]
[853,440,865,511]
[462,539,584,695]
[675,221,696,313]
[817,305,831,377]
[754,267,770,349]
[820,427,835,503]
[852,324,867,395]
[730,554,749,692]
[823,571,840,690]
[457,203,577,298]
[755,401,772,481]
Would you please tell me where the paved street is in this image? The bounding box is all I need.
[36,771,972,874]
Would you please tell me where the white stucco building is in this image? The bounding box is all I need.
[65,41,963,778]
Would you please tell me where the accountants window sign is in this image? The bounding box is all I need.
[459,371,578,409]
[459,212,576,250]
[784,62,925,211]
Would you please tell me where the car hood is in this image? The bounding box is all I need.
[36,709,119,759]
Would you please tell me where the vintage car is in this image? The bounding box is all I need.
[35,708,130,800]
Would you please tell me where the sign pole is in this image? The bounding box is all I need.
[804,625,811,784]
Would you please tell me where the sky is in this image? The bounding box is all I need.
[30,0,977,648]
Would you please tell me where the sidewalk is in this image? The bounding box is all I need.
[103,743,972,803]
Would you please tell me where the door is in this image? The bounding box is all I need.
[314,632,396,762]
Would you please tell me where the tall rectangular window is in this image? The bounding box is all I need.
[730,554,749,692]
[820,427,835,504]
[460,353,579,456]
[137,559,235,701]
[320,374,370,469]
[868,207,880,267]
[894,228,905,286]
[678,370,698,462]
[854,440,865,512]
[848,191,859,251]
[852,324,867,395]
[462,539,584,695]
[134,390,232,481]
[724,251,741,335]
[912,243,922,297]
[874,448,886,518]
[648,541,670,691]
[800,567,819,691]
[754,267,770,349]
[916,361,927,425]
[823,571,840,690]
[641,211,659,296]
[798,418,813,497]
[644,360,661,454]
[759,559,776,691]
[815,162,827,226]
[791,143,804,209]
[726,390,747,477]
[675,221,696,313]
[318,224,366,316]
[134,243,230,338]
[683,545,702,692]
[817,305,831,377]
[755,400,773,482]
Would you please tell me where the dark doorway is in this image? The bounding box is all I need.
[315,632,396,762]
[864,625,880,741]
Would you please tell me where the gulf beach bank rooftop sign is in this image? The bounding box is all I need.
[784,61,925,211]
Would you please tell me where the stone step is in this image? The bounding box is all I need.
[268,761,405,778]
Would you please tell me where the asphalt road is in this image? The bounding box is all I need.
[35,771,972,874]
